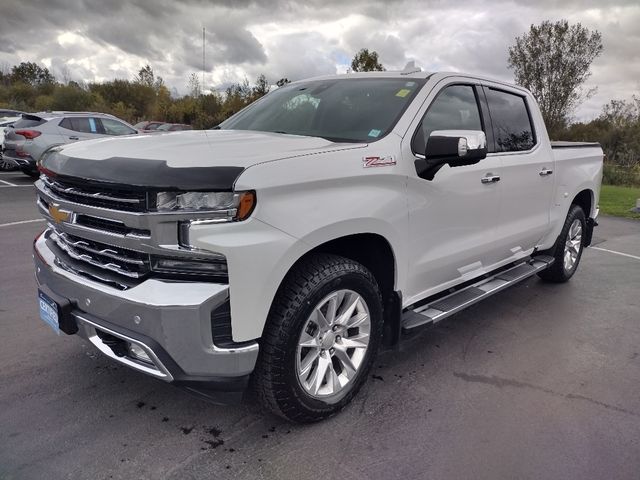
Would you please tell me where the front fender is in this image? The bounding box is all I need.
[229,145,408,341]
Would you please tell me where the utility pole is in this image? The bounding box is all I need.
[202,27,205,95]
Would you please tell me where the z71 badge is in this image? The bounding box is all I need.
[362,155,397,168]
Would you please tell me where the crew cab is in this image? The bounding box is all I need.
[33,71,603,422]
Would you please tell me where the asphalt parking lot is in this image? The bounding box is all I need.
[1,170,639,480]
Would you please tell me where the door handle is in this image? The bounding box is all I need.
[481,174,501,184]
[69,136,79,140]
[539,168,553,176]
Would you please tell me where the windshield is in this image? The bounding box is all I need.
[220,78,425,143]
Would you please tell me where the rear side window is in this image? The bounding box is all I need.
[412,85,483,155]
[485,88,535,152]
[59,117,98,134]
[100,118,137,135]
[13,115,46,128]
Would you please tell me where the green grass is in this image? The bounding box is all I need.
[599,185,640,219]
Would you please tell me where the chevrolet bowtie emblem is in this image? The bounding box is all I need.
[48,203,71,224]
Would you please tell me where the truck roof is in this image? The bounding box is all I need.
[295,70,531,96]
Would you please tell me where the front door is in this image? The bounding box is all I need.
[402,82,504,306]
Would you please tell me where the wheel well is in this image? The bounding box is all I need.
[572,189,593,218]
[308,233,395,295]
[294,233,401,346]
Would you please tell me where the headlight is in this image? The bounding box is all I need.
[155,191,256,221]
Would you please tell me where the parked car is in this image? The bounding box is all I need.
[0,116,21,171]
[33,71,603,423]
[156,123,192,132]
[133,121,166,132]
[3,111,138,177]
[0,108,24,119]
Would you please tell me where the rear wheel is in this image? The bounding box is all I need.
[0,153,16,171]
[538,204,586,283]
[253,253,383,423]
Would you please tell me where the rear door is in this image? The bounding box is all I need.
[58,116,104,142]
[402,81,503,303]
[483,86,554,259]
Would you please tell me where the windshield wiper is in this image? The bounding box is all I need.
[272,130,359,143]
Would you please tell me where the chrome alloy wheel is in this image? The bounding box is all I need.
[296,289,371,400]
[564,218,583,272]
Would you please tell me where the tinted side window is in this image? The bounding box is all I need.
[485,88,535,152]
[100,118,136,135]
[59,117,97,134]
[412,85,482,154]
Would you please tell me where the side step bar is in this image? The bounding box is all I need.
[402,255,555,332]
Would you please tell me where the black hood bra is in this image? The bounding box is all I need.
[41,152,245,191]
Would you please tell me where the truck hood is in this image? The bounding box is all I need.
[41,130,366,190]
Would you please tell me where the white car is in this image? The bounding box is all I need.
[33,70,603,422]
[3,111,138,177]
[0,116,21,170]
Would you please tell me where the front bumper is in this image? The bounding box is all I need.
[34,232,259,402]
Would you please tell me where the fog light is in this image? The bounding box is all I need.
[151,256,228,276]
[128,343,152,364]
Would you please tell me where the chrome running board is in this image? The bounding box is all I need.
[402,255,554,332]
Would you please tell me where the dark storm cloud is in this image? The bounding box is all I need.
[204,24,267,66]
[0,0,637,119]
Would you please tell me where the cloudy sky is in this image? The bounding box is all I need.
[1,0,638,120]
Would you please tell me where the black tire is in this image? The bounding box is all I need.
[253,253,383,423]
[537,204,587,283]
[21,168,39,178]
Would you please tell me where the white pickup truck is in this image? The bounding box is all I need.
[33,71,603,422]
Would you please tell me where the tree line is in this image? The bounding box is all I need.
[0,62,286,129]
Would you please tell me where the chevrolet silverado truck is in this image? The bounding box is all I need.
[33,71,603,422]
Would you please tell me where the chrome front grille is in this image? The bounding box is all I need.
[49,230,150,278]
[37,172,228,290]
[41,175,146,212]
[37,173,155,290]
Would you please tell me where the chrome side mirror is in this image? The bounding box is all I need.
[416,130,487,180]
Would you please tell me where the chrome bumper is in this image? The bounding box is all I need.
[34,232,259,382]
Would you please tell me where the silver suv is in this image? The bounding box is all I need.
[3,112,138,177]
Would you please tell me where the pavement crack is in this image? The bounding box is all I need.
[453,372,639,418]
[563,393,638,417]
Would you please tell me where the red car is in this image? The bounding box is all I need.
[133,121,166,133]
[156,123,192,132]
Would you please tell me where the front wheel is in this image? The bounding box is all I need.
[253,253,383,423]
[538,204,586,283]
